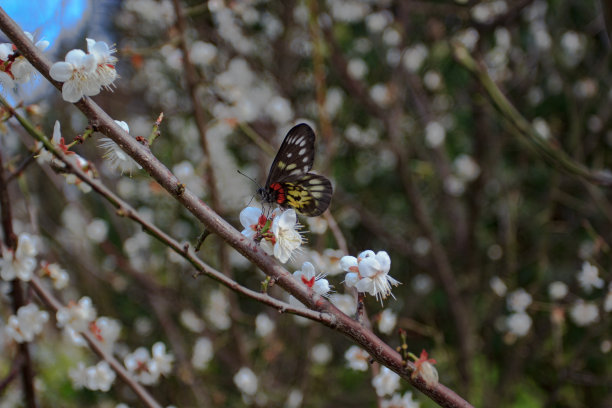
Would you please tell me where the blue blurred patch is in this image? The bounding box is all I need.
[3,0,89,44]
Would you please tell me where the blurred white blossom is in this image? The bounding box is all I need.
[6,303,49,343]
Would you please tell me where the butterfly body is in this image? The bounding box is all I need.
[259,124,332,217]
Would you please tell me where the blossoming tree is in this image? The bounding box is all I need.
[0,1,611,407]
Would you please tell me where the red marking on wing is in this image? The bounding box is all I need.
[270,183,286,203]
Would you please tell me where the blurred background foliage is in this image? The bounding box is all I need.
[1,0,611,407]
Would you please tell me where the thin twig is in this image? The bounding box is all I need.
[6,152,36,182]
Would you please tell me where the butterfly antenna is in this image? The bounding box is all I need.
[246,193,256,207]
[237,169,263,189]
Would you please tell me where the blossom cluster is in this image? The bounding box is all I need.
[240,206,401,305]
[0,31,48,92]
[124,342,174,385]
[50,38,118,102]
[0,230,175,394]
[240,207,303,263]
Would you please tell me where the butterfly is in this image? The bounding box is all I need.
[258,124,333,217]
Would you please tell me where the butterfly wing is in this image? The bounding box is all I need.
[282,173,333,216]
[261,123,333,216]
[265,124,316,185]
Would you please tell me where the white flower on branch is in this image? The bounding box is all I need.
[86,38,118,89]
[124,347,158,385]
[505,312,532,337]
[99,120,142,175]
[233,366,258,396]
[372,366,401,397]
[0,31,48,93]
[69,360,116,392]
[344,345,370,371]
[56,296,97,346]
[39,261,69,289]
[506,288,532,313]
[50,39,117,103]
[6,303,49,343]
[569,300,599,327]
[255,313,275,338]
[342,250,400,303]
[378,309,398,335]
[192,337,214,370]
[239,207,303,263]
[576,261,604,293]
[292,261,331,298]
[0,233,38,282]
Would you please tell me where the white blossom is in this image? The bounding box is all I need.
[56,296,97,333]
[0,233,38,282]
[548,281,568,300]
[70,361,116,392]
[233,367,258,396]
[255,313,275,338]
[94,316,121,354]
[7,32,49,84]
[150,342,174,377]
[50,49,99,102]
[330,293,357,315]
[293,262,331,298]
[345,345,370,371]
[569,300,599,327]
[342,250,400,303]
[425,121,445,148]
[378,309,397,335]
[506,288,532,313]
[309,343,332,365]
[6,303,49,343]
[372,366,401,397]
[98,120,142,175]
[86,38,117,88]
[270,209,303,263]
[576,261,604,293]
[206,289,231,330]
[40,262,69,289]
[506,312,532,337]
[192,337,214,370]
[124,347,158,385]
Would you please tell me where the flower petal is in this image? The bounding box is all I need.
[277,209,297,229]
[355,278,375,295]
[358,250,375,259]
[313,279,331,296]
[52,120,61,143]
[61,81,83,103]
[358,257,380,278]
[340,256,358,272]
[49,62,74,82]
[239,207,262,229]
[344,272,359,288]
[375,251,391,273]
[302,262,316,279]
[65,49,87,65]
